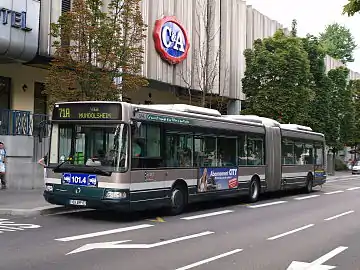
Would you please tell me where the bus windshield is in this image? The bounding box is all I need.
[53,123,128,172]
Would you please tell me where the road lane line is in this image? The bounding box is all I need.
[324,190,344,195]
[247,201,287,208]
[174,249,243,270]
[55,224,154,242]
[324,210,354,221]
[347,187,360,191]
[327,177,359,183]
[267,224,314,240]
[294,194,320,200]
[181,210,234,220]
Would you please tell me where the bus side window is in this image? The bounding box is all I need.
[314,144,324,166]
[304,143,314,164]
[282,138,295,165]
[131,122,162,169]
[247,135,264,166]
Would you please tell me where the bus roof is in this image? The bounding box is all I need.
[53,101,324,138]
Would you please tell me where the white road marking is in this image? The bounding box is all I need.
[67,231,214,255]
[324,190,344,195]
[55,224,154,242]
[0,219,41,234]
[311,246,348,266]
[174,249,243,270]
[267,224,314,240]
[181,210,234,220]
[294,195,320,200]
[247,201,287,208]
[324,210,354,221]
[327,177,359,183]
[286,246,348,269]
[347,187,360,191]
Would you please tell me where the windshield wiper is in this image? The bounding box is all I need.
[90,167,112,176]
[53,158,72,172]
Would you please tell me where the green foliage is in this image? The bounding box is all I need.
[44,0,148,106]
[319,23,357,63]
[343,0,360,16]
[242,29,313,125]
[326,67,351,151]
[243,29,356,153]
[349,80,360,145]
[290,19,297,37]
[335,158,348,171]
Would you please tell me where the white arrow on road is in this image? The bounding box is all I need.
[67,231,214,255]
[286,246,348,270]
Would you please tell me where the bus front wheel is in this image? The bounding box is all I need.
[168,185,187,215]
[247,177,260,203]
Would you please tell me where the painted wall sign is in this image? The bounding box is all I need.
[0,8,32,32]
[153,16,190,65]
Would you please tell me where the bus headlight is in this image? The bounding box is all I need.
[45,185,54,192]
[105,190,127,199]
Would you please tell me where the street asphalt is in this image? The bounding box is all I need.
[1,174,360,270]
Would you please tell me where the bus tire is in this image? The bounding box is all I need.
[247,177,260,203]
[168,184,187,215]
[305,174,313,193]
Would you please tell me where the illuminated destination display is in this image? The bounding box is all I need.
[52,103,122,120]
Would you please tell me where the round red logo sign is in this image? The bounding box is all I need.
[153,16,190,65]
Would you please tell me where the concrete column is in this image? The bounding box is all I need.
[227,99,241,115]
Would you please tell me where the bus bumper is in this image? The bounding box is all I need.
[43,190,131,212]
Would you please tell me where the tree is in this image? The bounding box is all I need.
[301,34,331,135]
[290,19,298,37]
[326,67,351,152]
[319,23,357,64]
[44,0,148,106]
[343,0,360,16]
[349,80,360,150]
[179,0,227,108]
[241,29,313,124]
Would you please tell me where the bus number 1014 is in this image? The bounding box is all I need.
[71,176,87,184]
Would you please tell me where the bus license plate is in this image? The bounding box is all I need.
[69,199,87,206]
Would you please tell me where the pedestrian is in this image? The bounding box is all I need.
[38,153,48,180]
[0,142,7,189]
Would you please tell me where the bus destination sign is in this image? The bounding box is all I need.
[52,103,122,121]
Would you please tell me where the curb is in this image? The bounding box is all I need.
[0,205,82,217]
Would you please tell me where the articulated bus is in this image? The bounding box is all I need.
[43,101,326,215]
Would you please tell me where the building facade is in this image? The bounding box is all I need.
[1,0,360,188]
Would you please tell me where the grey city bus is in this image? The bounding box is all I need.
[43,101,326,215]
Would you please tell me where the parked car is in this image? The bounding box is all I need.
[352,161,360,174]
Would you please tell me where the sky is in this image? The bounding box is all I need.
[246,0,360,73]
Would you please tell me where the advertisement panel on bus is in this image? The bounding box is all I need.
[197,167,238,193]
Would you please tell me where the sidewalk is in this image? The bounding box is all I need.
[0,189,65,217]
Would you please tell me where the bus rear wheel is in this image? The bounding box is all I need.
[305,174,313,193]
[168,185,187,215]
[247,178,260,203]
